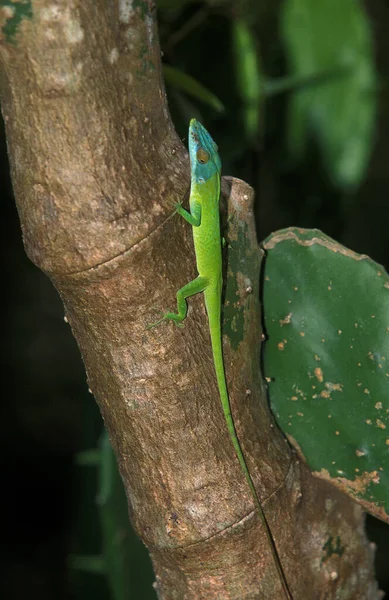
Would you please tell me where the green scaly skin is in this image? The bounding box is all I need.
[150,119,293,599]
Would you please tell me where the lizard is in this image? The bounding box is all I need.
[149,118,292,599]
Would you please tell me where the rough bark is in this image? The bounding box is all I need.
[0,1,380,598]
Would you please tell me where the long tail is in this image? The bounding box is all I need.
[208,312,293,600]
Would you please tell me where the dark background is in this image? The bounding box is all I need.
[1,1,389,598]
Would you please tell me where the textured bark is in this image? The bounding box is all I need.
[0,2,380,599]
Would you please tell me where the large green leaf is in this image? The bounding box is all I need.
[263,228,389,523]
[281,0,376,188]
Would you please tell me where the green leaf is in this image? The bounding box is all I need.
[263,228,389,523]
[74,448,101,466]
[281,0,377,188]
[231,19,262,140]
[263,67,348,98]
[163,64,224,113]
[97,431,156,600]
[69,554,106,574]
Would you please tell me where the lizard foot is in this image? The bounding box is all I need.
[146,311,184,330]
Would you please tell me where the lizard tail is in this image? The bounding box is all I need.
[207,309,293,600]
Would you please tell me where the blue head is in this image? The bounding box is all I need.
[188,119,222,185]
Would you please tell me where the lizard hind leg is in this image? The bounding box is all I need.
[147,276,208,329]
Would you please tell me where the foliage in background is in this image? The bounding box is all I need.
[163,64,225,114]
[71,433,155,600]
[282,0,376,188]
[162,0,376,191]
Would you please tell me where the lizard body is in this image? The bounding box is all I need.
[150,119,292,599]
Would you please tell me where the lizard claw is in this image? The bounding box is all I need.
[172,202,183,216]
[146,311,185,330]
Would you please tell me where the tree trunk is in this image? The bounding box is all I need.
[0,1,380,598]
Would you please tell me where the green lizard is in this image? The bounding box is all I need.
[150,119,292,599]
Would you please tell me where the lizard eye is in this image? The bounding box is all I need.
[196,148,210,164]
